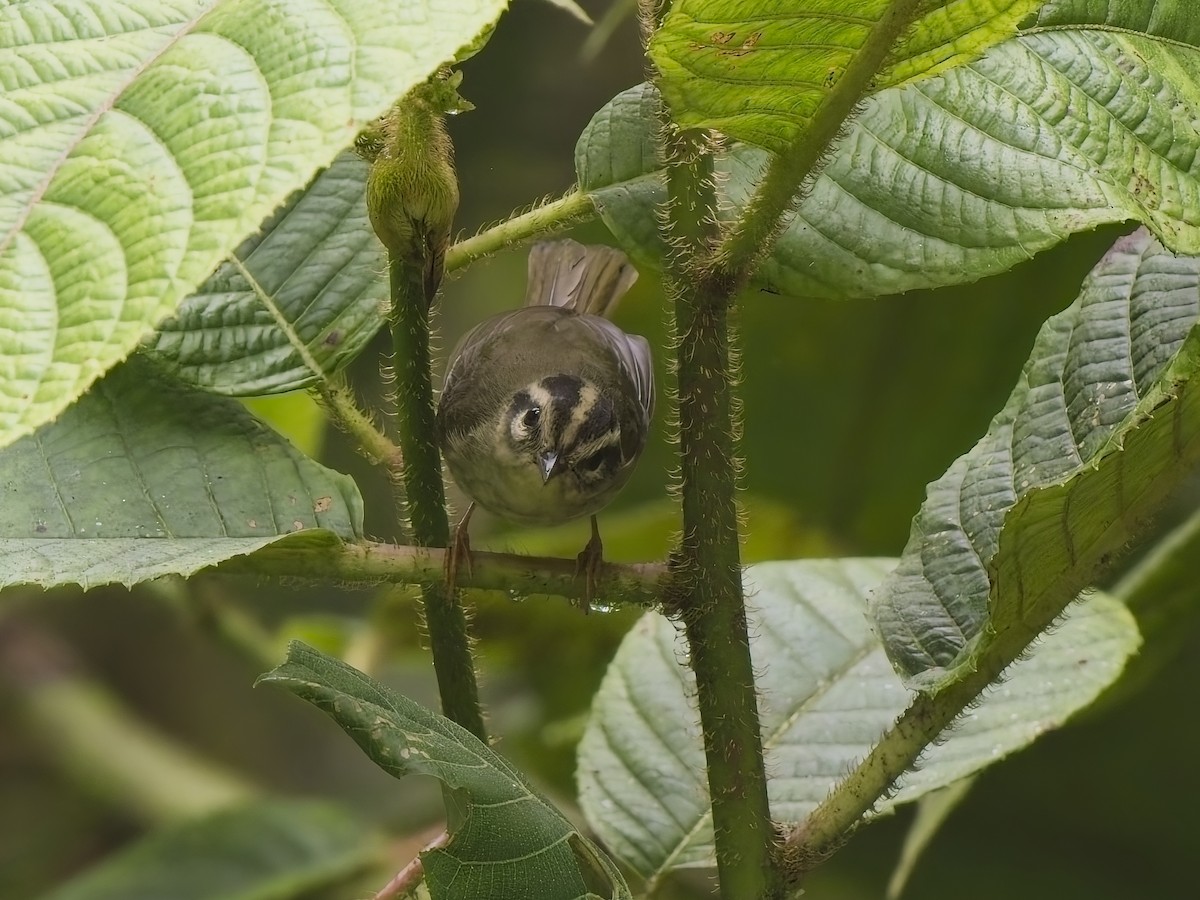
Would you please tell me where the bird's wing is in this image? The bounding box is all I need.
[577,317,656,424]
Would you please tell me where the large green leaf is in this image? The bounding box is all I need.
[39,800,375,900]
[870,227,1200,689]
[577,559,1137,881]
[0,355,362,590]
[0,0,509,449]
[649,0,1042,152]
[1036,0,1200,43]
[579,4,1200,299]
[148,150,386,395]
[259,642,631,900]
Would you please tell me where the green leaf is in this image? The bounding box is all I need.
[148,150,387,396]
[259,642,632,900]
[39,800,376,900]
[577,559,1138,880]
[870,227,1200,690]
[649,0,1043,152]
[242,392,328,459]
[0,0,510,449]
[1036,0,1200,43]
[580,4,1200,299]
[0,355,363,590]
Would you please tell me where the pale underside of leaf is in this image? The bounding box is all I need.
[0,356,362,590]
[870,227,1200,688]
[149,150,388,395]
[260,642,631,900]
[0,0,510,449]
[648,0,1044,153]
[580,17,1200,299]
[577,559,1138,880]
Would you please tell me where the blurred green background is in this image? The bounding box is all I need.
[3,1,1198,898]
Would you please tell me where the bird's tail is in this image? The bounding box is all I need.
[525,239,638,318]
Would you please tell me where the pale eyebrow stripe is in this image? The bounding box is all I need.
[560,382,600,447]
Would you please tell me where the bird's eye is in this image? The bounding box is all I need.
[521,407,541,429]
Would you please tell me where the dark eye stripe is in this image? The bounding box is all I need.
[577,443,622,476]
[540,374,582,405]
[572,400,616,445]
[509,389,534,414]
[540,374,582,436]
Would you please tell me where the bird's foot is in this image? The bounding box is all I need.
[574,515,604,614]
[445,503,476,595]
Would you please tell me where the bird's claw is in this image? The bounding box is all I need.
[574,516,604,614]
[445,503,476,595]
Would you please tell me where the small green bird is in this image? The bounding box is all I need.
[437,239,654,605]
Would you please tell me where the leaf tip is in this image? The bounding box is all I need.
[253,639,315,688]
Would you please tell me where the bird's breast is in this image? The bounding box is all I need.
[445,448,631,526]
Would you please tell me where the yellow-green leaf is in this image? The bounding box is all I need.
[0,0,509,449]
[649,0,1043,151]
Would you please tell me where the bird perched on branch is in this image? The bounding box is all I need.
[437,239,654,608]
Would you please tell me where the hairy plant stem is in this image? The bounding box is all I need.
[444,188,594,274]
[784,595,1067,874]
[663,129,781,898]
[388,257,486,742]
[316,380,405,479]
[712,0,926,289]
[236,539,666,604]
[646,3,931,893]
[315,381,409,540]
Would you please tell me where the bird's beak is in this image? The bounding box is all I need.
[538,450,560,484]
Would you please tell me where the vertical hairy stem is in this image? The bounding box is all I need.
[389,260,450,548]
[676,293,779,899]
[368,79,486,743]
[389,258,486,742]
[648,5,932,888]
[664,128,782,899]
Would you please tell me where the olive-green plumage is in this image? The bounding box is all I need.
[437,240,654,526]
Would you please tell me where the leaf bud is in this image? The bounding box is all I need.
[363,71,470,300]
